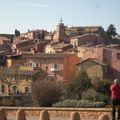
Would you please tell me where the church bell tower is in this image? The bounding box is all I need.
[56,18,65,42]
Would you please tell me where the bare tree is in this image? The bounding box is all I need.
[0,68,21,95]
[31,80,62,107]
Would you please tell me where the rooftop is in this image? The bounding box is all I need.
[28,53,73,59]
[104,47,120,53]
[77,58,107,66]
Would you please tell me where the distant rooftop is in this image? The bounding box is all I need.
[104,47,120,53]
[28,53,73,59]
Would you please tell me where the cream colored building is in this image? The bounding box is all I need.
[67,46,95,59]
[0,66,46,96]
[45,44,55,53]
[0,68,33,95]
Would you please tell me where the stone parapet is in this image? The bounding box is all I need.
[1,107,112,120]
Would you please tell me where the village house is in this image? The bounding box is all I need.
[7,54,29,68]
[70,34,105,48]
[65,26,105,36]
[27,53,80,84]
[0,34,14,55]
[0,34,14,43]
[80,44,120,79]
[82,45,105,61]
[76,58,108,81]
[0,66,47,95]
[0,44,11,55]
[45,42,73,53]
[45,32,53,40]
[0,37,11,45]
[20,30,38,39]
[103,47,120,79]
[67,45,95,59]
[81,26,105,35]
[51,43,73,53]
[0,53,47,95]
[11,39,34,53]
[45,43,55,53]
[20,29,48,40]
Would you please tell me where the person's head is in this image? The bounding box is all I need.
[114,79,120,85]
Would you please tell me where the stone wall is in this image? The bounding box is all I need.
[1,107,112,120]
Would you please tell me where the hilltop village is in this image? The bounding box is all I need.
[0,19,120,96]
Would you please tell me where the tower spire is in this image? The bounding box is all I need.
[60,18,63,23]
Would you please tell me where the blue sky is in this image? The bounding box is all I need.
[0,0,120,34]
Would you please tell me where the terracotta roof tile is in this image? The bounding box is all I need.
[28,53,72,59]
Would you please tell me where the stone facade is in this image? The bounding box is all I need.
[82,45,105,61]
[76,58,108,80]
[70,34,105,47]
[103,47,120,79]
[27,53,80,83]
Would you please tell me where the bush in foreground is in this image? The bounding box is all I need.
[81,88,110,104]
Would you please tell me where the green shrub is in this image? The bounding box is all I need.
[0,95,31,106]
[97,93,111,104]
[2,96,15,106]
[15,99,22,106]
[93,78,112,96]
[52,99,105,108]
[66,71,92,99]
[82,88,98,101]
[81,88,110,104]
[76,100,105,108]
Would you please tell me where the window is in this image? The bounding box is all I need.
[54,64,57,69]
[36,63,38,67]
[54,64,59,70]
[104,58,108,62]
[51,63,60,72]
[46,66,48,71]
[32,62,36,67]
[1,84,5,93]
[25,87,29,93]
[117,54,120,59]
[30,63,32,66]
[12,86,17,94]
[44,58,46,61]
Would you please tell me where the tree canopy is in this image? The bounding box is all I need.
[15,29,20,36]
[66,71,92,99]
[107,24,117,37]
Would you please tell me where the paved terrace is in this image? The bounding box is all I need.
[0,107,112,120]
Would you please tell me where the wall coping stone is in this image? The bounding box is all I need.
[0,107,112,112]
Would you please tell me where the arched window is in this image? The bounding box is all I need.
[1,84,5,93]
[46,66,48,71]
[25,87,29,93]
[12,86,17,94]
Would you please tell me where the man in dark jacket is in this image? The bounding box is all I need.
[110,79,120,120]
